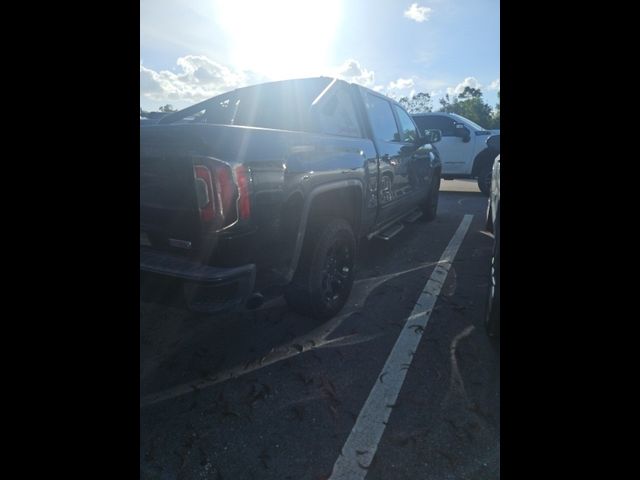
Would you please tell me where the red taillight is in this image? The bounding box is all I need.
[214,165,235,219]
[194,163,250,226]
[194,165,215,223]
[235,165,251,220]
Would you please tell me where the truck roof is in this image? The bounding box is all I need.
[157,76,407,126]
[411,112,455,117]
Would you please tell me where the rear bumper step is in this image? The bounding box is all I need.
[140,248,255,313]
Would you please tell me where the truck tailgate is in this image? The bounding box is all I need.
[140,126,210,251]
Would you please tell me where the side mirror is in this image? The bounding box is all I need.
[454,124,471,142]
[423,129,442,143]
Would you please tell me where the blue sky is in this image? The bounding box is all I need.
[140,0,499,112]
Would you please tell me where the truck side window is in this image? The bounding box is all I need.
[315,86,362,138]
[414,116,455,137]
[393,105,418,143]
[434,116,456,136]
[364,93,401,142]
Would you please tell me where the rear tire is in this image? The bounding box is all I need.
[285,217,356,320]
[477,164,492,196]
[422,174,440,222]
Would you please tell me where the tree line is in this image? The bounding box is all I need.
[140,104,177,118]
[399,87,500,129]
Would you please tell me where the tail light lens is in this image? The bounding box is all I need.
[213,165,235,219]
[194,163,251,227]
[194,165,215,223]
[235,165,251,220]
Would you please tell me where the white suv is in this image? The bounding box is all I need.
[412,112,499,195]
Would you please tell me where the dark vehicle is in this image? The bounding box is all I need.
[140,77,442,319]
[485,134,500,337]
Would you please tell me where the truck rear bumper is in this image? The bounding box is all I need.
[140,248,256,313]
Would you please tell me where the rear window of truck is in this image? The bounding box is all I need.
[169,78,361,138]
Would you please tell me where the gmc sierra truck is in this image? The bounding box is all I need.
[140,77,442,319]
[412,112,499,195]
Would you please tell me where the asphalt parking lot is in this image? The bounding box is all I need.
[140,179,500,480]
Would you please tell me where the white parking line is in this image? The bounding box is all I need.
[329,214,473,480]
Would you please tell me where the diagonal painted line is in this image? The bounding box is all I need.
[140,310,351,408]
[329,214,473,480]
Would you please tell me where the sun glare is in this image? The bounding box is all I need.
[213,0,342,80]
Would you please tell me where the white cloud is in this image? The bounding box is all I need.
[140,55,248,103]
[140,65,164,96]
[388,78,415,90]
[404,3,432,23]
[489,78,500,91]
[374,77,448,102]
[447,77,482,96]
[334,59,375,87]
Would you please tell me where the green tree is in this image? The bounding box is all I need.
[159,104,177,113]
[491,91,500,129]
[439,94,452,111]
[457,87,483,100]
[398,92,432,113]
[438,87,493,129]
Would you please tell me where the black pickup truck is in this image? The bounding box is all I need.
[140,77,442,319]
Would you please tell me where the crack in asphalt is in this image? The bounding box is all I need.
[443,325,476,407]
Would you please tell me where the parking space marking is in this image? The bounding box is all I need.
[329,214,473,480]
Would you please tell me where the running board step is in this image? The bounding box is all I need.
[404,210,423,223]
[375,224,404,241]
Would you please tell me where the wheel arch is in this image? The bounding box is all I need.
[471,148,498,177]
[284,180,364,282]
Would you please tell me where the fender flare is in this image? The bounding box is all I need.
[283,179,364,282]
